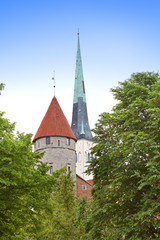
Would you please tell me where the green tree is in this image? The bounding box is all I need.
[0,86,56,239]
[87,72,160,239]
[38,168,87,240]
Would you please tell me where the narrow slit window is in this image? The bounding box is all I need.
[75,153,78,163]
[49,163,53,175]
[68,166,71,172]
[46,136,50,145]
[58,140,60,146]
[67,164,71,173]
[67,138,70,145]
[50,166,53,174]
[88,153,90,162]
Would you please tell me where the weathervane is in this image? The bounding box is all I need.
[52,71,55,96]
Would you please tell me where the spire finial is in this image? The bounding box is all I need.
[77,29,80,36]
[52,71,55,96]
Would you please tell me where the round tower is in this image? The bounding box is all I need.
[33,96,77,180]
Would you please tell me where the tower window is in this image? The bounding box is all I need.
[67,138,70,145]
[49,163,53,175]
[75,153,78,163]
[46,136,50,145]
[68,166,71,172]
[67,164,71,173]
[58,140,60,146]
[50,166,53,174]
[87,153,90,162]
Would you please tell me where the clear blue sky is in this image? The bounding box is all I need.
[1,0,160,136]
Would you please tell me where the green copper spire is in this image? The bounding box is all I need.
[73,33,86,104]
[71,33,93,140]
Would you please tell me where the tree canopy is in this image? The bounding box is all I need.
[38,169,87,240]
[0,86,57,239]
[87,72,160,239]
[0,85,87,240]
[1,72,160,239]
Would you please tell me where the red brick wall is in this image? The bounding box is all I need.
[76,175,93,201]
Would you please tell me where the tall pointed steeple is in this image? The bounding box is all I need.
[71,33,92,140]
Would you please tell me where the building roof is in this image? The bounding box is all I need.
[76,174,93,187]
[73,33,86,104]
[87,179,93,185]
[71,33,93,140]
[33,96,77,142]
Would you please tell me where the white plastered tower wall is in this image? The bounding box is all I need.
[76,138,94,180]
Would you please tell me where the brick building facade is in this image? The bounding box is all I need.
[76,174,93,201]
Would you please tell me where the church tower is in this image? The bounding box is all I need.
[33,96,77,180]
[71,32,92,140]
[71,33,93,180]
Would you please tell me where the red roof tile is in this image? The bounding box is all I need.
[87,179,93,185]
[33,96,76,142]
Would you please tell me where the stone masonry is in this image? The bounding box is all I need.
[34,136,76,181]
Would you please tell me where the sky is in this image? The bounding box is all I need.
[1,0,160,138]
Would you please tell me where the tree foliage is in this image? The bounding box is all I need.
[0,86,57,239]
[0,86,89,240]
[87,72,160,239]
[38,169,87,240]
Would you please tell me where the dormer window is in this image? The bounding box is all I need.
[46,136,50,145]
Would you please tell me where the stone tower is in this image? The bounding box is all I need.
[33,96,77,180]
[71,33,93,180]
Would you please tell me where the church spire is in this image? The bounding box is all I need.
[73,32,86,104]
[71,33,92,140]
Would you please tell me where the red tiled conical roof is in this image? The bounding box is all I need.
[33,96,76,142]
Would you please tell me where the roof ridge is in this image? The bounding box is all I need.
[76,174,93,186]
